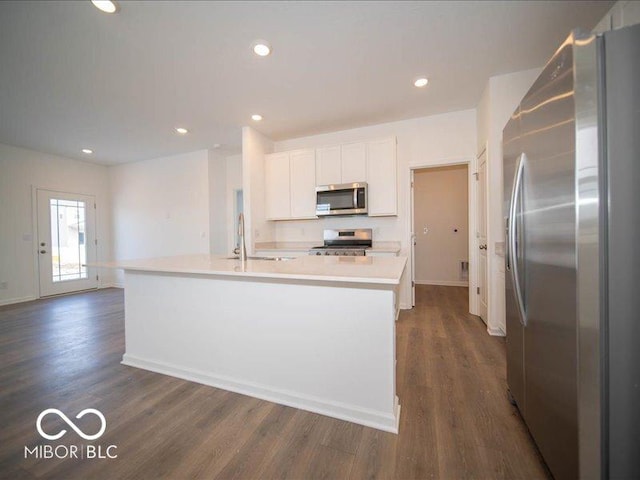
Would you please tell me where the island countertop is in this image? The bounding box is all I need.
[98,253,407,286]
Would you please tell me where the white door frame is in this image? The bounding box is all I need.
[476,147,489,323]
[32,186,99,298]
[407,157,479,315]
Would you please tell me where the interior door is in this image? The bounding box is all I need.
[37,189,98,297]
[477,150,488,323]
[410,170,416,307]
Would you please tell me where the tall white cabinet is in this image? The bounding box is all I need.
[289,150,317,219]
[265,149,317,220]
[366,138,397,217]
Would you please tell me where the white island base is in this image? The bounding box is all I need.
[120,256,403,433]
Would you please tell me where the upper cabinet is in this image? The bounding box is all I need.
[266,136,397,220]
[341,143,367,183]
[265,152,291,220]
[367,138,397,216]
[315,146,342,185]
[316,142,367,185]
[289,149,317,219]
[265,149,317,220]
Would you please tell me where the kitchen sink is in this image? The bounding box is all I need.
[225,256,294,261]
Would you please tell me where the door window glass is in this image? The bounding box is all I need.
[49,199,87,282]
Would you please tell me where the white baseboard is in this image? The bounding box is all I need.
[415,280,469,287]
[100,282,124,289]
[122,353,400,434]
[0,295,37,306]
[487,326,506,337]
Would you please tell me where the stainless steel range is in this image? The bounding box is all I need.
[309,229,372,256]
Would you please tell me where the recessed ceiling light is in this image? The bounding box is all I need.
[213,143,221,148]
[175,127,189,135]
[252,41,271,57]
[82,148,93,154]
[91,0,119,14]
[251,114,263,121]
[414,77,429,88]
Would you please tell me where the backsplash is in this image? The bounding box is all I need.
[273,215,403,243]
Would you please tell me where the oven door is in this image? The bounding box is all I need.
[316,183,367,216]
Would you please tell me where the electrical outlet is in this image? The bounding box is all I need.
[0,281,8,290]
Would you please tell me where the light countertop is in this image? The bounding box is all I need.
[96,254,407,286]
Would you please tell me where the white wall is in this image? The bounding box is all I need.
[0,142,112,305]
[593,0,640,32]
[209,150,227,255]
[476,68,541,334]
[225,154,243,253]
[109,150,210,285]
[242,127,275,254]
[272,110,477,309]
[413,165,468,286]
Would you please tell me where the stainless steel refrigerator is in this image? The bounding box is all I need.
[503,24,639,480]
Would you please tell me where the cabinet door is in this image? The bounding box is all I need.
[289,149,317,219]
[341,142,367,183]
[367,138,397,216]
[316,146,342,185]
[265,152,291,219]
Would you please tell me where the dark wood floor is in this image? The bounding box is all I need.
[0,285,549,479]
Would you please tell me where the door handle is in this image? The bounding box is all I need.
[40,250,46,254]
[479,244,487,250]
[508,153,527,326]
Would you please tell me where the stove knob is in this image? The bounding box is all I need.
[316,251,322,256]
[334,251,340,255]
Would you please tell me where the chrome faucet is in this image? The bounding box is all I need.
[233,213,247,262]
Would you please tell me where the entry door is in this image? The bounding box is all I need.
[477,151,488,322]
[37,189,98,297]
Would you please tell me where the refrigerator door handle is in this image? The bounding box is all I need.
[508,153,527,326]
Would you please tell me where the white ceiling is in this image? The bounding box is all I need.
[0,1,612,165]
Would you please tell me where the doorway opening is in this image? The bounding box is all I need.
[410,162,476,313]
[36,189,98,297]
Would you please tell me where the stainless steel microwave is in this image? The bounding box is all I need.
[315,182,368,216]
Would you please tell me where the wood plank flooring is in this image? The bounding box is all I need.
[0,285,550,479]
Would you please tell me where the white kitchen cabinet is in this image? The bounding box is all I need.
[289,149,317,219]
[341,143,367,183]
[316,143,367,186]
[265,149,317,220]
[366,138,397,216]
[265,152,291,220]
[315,146,342,185]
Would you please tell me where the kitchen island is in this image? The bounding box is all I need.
[105,254,406,433]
